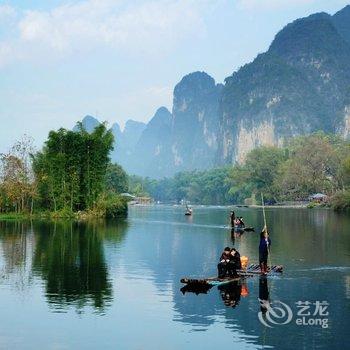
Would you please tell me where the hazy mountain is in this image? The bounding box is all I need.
[110,120,146,168]
[73,116,146,171]
[73,5,350,178]
[217,9,350,164]
[129,107,172,177]
[73,115,100,133]
[121,120,146,152]
[333,5,350,44]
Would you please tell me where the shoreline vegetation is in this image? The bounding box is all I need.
[0,125,129,220]
[1,130,349,219]
[129,133,350,211]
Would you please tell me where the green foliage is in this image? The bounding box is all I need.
[92,194,128,218]
[340,156,350,188]
[128,175,150,197]
[129,167,234,205]
[330,190,350,211]
[228,146,287,202]
[129,135,349,207]
[276,133,348,200]
[228,134,349,204]
[32,124,114,212]
[105,163,128,194]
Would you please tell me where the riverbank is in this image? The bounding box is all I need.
[249,204,308,209]
[0,199,128,221]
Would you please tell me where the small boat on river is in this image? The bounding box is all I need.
[185,205,192,216]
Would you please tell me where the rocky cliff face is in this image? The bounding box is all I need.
[74,5,350,177]
[126,72,222,178]
[169,72,222,173]
[218,9,350,164]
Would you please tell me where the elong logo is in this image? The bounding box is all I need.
[258,300,293,327]
[258,299,329,328]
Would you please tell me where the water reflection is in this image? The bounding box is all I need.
[180,283,213,295]
[0,221,35,296]
[0,207,349,349]
[0,219,128,313]
[218,281,242,308]
[258,277,269,313]
[0,221,32,274]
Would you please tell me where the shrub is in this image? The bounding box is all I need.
[93,193,128,218]
[330,191,350,211]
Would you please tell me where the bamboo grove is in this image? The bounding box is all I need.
[0,124,128,216]
[33,123,114,211]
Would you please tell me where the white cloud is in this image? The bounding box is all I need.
[0,42,14,67]
[0,4,16,19]
[237,0,315,11]
[0,0,207,66]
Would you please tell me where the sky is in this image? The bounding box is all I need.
[0,0,349,153]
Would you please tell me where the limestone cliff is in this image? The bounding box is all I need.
[218,9,350,165]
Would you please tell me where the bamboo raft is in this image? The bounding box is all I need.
[237,263,283,275]
[232,226,255,232]
[181,264,283,288]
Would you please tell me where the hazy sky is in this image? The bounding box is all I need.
[0,0,349,152]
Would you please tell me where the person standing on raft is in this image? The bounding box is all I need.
[259,227,271,274]
[230,211,235,227]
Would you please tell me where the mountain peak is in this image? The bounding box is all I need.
[152,106,171,120]
[333,5,350,45]
[269,11,343,58]
[334,4,350,16]
[124,119,146,129]
[174,71,215,94]
[155,106,171,115]
[111,122,122,136]
[82,115,99,123]
[73,115,100,133]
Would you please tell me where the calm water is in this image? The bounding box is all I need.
[0,206,349,349]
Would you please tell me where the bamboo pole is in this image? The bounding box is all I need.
[261,193,272,270]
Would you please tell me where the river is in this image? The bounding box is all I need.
[0,206,349,349]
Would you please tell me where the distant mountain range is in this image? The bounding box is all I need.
[75,5,350,178]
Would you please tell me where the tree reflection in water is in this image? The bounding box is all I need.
[0,221,34,290]
[0,219,127,313]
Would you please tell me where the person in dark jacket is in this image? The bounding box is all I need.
[259,227,271,274]
[227,248,241,277]
[217,247,231,278]
[230,211,235,227]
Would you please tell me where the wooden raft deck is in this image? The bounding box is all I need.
[181,264,283,287]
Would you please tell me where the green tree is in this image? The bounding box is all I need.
[32,123,114,211]
[227,146,286,203]
[105,163,128,194]
[276,133,344,200]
